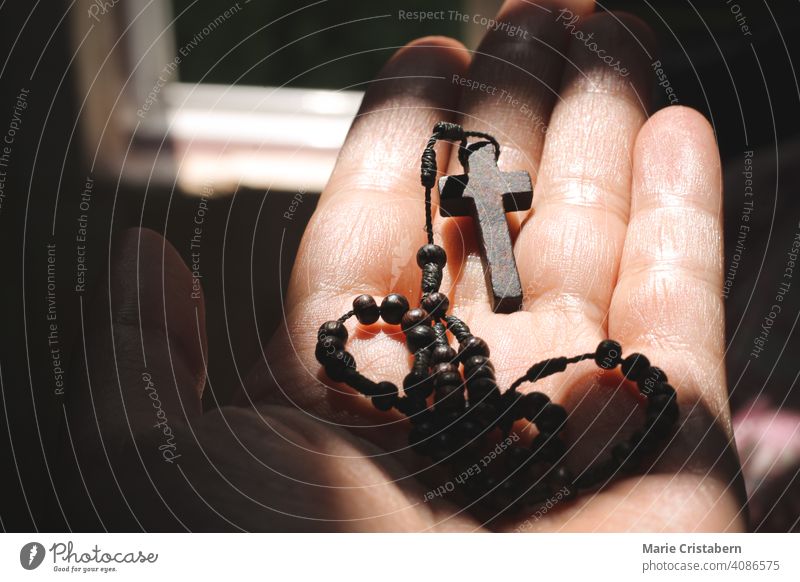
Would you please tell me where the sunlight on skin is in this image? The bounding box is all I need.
[73,0,746,531]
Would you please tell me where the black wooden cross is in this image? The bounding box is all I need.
[438,142,532,313]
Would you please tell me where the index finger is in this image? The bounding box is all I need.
[287,37,470,309]
[608,106,746,530]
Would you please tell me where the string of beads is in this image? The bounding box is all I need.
[315,123,678,512]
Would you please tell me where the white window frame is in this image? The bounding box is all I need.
[72,0,361,195]
[70,0,488,195]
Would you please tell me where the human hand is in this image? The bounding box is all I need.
[66,0,745,532]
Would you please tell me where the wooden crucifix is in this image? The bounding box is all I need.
[438,142,532,313]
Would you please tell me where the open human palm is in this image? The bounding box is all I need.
[68,0,745,532]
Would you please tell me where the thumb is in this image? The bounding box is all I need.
[62,227,208,528]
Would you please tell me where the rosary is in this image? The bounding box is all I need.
[315,122,678,514]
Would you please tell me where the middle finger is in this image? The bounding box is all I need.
[516,11,655,336]
[442,0,596,310]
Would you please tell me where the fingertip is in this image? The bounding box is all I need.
[344,34,470,146]
[111,227,185,286]
[110,226,207,399]
[389,35,470,73]
[366,35,470,105]
[111,227,204,325]
[613,103,727,421]
[634,105,721,210]
[578,12,657,77]
[500,0,595,19]
[309,36,470,304]
[558,11,656,106]
[638,105,718,160]
[477,0,595,56]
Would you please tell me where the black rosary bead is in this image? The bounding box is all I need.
[575,459,616,490]
[549,465,574,491]
[353,294,380,325]
[421,292,450,319]
[431,362,458,376]
[429,432,457,461]
[379,293,409,324]
[644,415,673,439]
[411,374,433,397]
[372,381,399,411]
[648,390,678,417]
[520,391,550,421]
[594,339,622,369]
[631,430,647,450]
[523,483,553,506]
[435,384,465,412]
[459,336,490,360]
[315,338,344,366]
[612,441,636,468]
[324,350,357,380]
[630,429,660,455]
[463,361,495,382]
[397,395,429,418]
[647,389,678,431]
[317,333,344,350]
[409,353,433,388]
[435,371,462,388]
[315,342,329,366]
[375,380,399,398]
[475,474,499,497]
[458,417,485,441]
[651,366,668,382]
[536,403,568,434]
[638,366,668,394]
[431,344,457,364]
[621,353,651,381]
[416,243,447,268]
[507,445,533,470]
[470,406,502,434]
[496,392,524,434]
[530,433,566,463]
[372,395,397,411]
[405,325,437,352]
[463,357,495,385]
[468,400,500,427]
[463,354,494,374]
[438,409,463,427]
[403,371,433,400]
[645,400,678,435]
[501,388,525,416]
[466,377,500,401]
[651,382,677,401]
[414,407,435,428]
[494,479,522,509]
[401,308,430,332]
[412,345,433,367]
[317,320,348,343]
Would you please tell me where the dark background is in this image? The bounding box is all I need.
[1,0,799,531]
